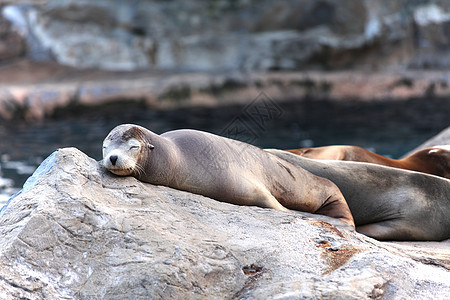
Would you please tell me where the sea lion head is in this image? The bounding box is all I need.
[102,124,154,176]
[426,145,450,179]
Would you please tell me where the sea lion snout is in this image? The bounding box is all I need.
[103,151,121,167]
[102,150,136,176]
[109,155,118,165]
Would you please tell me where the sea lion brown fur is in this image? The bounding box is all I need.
[102,124,354,226]
[286,145,450,179]
[267,149,450,241]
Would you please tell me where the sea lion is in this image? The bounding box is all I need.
[286,145,450,179]
[266,149,450,241]
[102,124,354,226]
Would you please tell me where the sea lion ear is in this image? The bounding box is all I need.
[148,143,155,150]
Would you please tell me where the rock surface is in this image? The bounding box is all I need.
[0,7,25,62]
[2,0,450,72]
[404,126,450,157]
[0,147,449,299]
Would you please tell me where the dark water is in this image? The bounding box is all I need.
[0,97,449,201]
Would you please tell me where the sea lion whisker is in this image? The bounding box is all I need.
[134,163,147,177]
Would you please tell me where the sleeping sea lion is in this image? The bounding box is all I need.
[267,149,450,241]
[286,145,450,179]
[102,124,355,226]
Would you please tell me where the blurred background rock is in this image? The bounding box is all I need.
[2,0,450,71]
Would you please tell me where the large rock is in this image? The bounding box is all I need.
[4,0,450,71]
[0,147,449,299]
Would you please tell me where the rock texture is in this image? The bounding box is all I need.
[0,7,25,62]
[0,147,449,299]
[3,0,450,72]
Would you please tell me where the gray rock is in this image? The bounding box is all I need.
[4,0,449,71]
[0,7,25,62]
[0,147,449,299]
[409,3,450,69]
[402,126,450,157]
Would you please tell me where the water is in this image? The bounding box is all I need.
[0,97,449,204]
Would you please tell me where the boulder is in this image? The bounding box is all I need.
[0,147,449,299]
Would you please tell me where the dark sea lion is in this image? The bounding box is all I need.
[286,145,450,179]
[101,124,354,226]
[267,149,450,241]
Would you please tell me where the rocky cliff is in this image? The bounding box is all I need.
[1,1,450,122]
[2,0,450,71]
[0,147,449,299]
